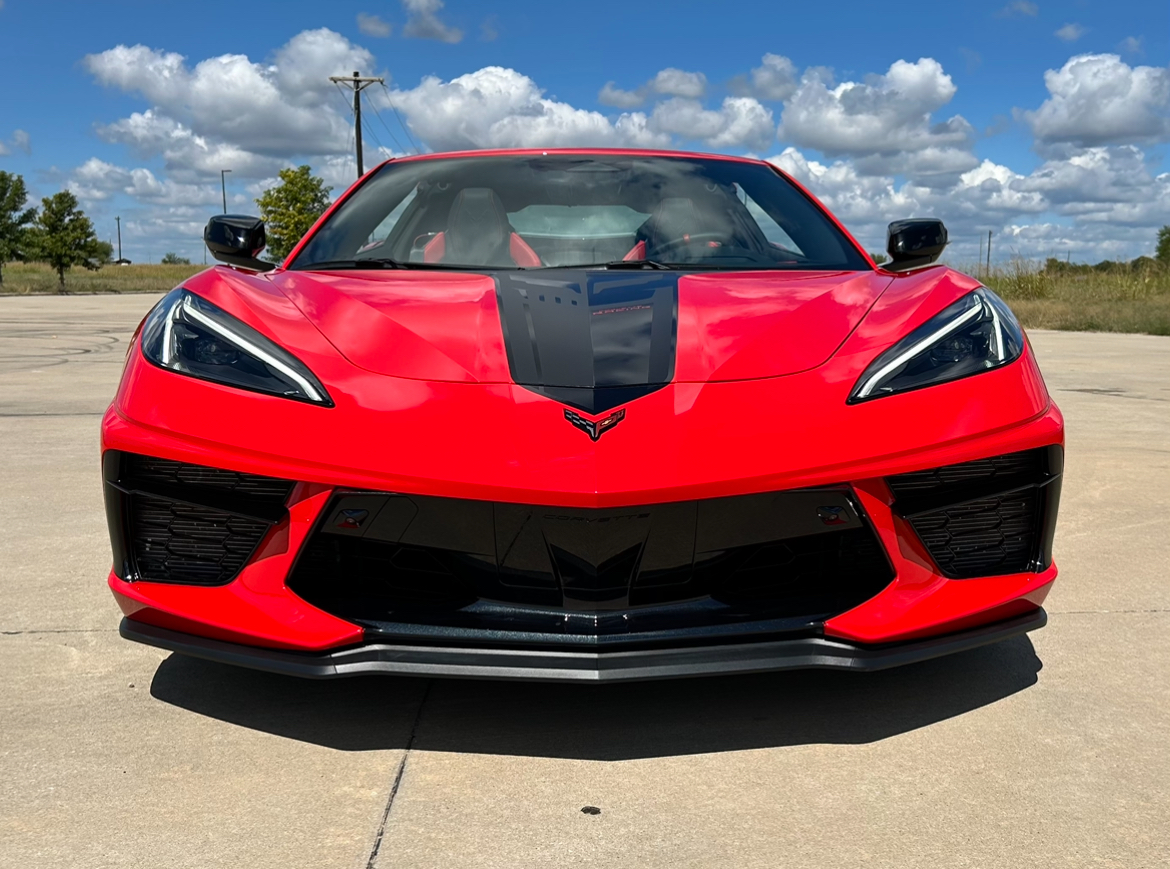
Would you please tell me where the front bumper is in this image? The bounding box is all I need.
[103,337,1064,668]
[120,608,1047,682]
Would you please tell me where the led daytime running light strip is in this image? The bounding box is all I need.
[160,297,182,366]
[854,295,985,399]
[177,295,326,403]
[988,291,1006,362]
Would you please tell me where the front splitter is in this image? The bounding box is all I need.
[120,609,1046,682]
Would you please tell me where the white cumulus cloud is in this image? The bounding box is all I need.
[598,67,708,108]
[383,66,668,150]
[64,30,1170,265]
[778,57,975,184]
[84,29,373,162]
[750,54,798,101]
[598,81,645,109]
[650,68,707,99]
[1021,54,1170,147]
[649,97,775,152]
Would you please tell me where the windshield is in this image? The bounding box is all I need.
[290,154,870,272]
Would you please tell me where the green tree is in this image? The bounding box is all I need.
[0,171,37,286]
[1156,226,1170,266]
[26,191,113,291]
[161,251,191,265]
[254,165,332,262]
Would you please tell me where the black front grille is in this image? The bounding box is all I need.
[104,451,294,586]
[887,447,1062,579]
[286,488,895,648]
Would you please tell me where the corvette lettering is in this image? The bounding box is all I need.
[564,408,626,441]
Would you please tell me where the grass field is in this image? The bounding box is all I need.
[3,259,1169,336]
[0,261,205,295]
[968,260,1170,336]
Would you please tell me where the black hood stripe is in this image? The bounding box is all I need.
[495,270,678,414]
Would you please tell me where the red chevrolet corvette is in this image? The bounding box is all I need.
[103,149,1062,681]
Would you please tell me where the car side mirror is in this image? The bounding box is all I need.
[204,215,277,272]
[886,219,948,272]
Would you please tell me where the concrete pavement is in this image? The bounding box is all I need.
[1,293,1167,868]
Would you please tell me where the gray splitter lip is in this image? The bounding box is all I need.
[120,609,1046,683]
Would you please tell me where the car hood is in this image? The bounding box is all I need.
[274,268,892,386]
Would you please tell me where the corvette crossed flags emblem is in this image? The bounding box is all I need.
[564,408,626,441]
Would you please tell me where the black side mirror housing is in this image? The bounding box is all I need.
[886,218,948,272]
[204,215,276,272]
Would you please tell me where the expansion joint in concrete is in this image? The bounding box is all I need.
[365,679,433,869]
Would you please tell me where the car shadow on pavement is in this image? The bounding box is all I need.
[150,635,1041,760]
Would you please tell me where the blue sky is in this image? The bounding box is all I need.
[1,0,1167,263]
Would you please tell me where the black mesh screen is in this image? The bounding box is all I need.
[907,490,1039,579]
[888,448,1059,579]
[124,454,294,502]
[130,494,271,585]
[107,452,294,586]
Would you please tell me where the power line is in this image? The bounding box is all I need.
[361,89,407,155]
[328,70,385,178]
[379,82,421,154]
[332,82,392,172]
[352,92,395,159]
[360,113,395,162]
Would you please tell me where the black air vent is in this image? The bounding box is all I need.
[286,487,895,649]
[131,494,271,585]
[908,490,1039,578]
[103,451,295,586]
[887,447,1062,579]
[124,456,294,502]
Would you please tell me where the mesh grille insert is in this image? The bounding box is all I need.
[130,494,270,585]
[125,453,294,502]
[107,451,295,586]
[886,450,1042,495]
[908,490,1039,579]
[887,448,1056,579]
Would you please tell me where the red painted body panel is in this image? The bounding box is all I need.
[104,148,1063,661]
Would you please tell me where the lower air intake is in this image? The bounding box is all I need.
[130,494,270,585]
[908,490,1039,578]
[286,487,896,648]
[887,446,1063,579]
[103,451,294,586]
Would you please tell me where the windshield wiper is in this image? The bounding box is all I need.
[296,258,409,270]
[595,258,676,270]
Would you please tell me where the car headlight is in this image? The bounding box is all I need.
[141,288,333,406]
[849,287,1023,402]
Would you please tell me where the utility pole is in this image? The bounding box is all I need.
[978,234,984,276]
[220,169,231,214]
[116,216,122,263]
[986,231,993,273]
[329,70,385,178]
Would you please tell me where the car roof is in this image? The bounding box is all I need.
[379,148,768,168]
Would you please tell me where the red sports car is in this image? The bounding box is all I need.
[103,149,1062,681]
